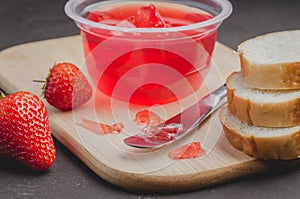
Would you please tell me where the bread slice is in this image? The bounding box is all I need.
[219,106,300,160]
[227,72,300,127]
[238,30,300,90]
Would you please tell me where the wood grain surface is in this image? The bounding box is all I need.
[1,36,298,193]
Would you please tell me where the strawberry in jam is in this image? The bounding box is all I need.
[132,4,166,28]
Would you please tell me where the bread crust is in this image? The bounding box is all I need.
[227,72,300,128]
[219,107,300,160]
[239,54,300,90]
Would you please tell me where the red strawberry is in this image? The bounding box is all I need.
[0,91,56,170]
[41,62,92,111]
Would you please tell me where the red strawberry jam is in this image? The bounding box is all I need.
[134,109,164,126]
[124,4,166,28]
[82,2,216,105]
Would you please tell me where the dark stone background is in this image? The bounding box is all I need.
[1,0,300,198]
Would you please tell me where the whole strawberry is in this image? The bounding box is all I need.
[42,62,92,110]
[0,91,56,170]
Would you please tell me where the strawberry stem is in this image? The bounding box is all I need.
[33,80,47,97]
[0,90,7,100]
[33,80,46,83]
[34,66,53,97]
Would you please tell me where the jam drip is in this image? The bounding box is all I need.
[76,118,124,135]
[135,109,185,144]
[141,123,184,143]
[168,142,206,160]
[134,109,164,126]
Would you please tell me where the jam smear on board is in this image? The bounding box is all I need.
[76,118,124,135]
[168,142,206,160]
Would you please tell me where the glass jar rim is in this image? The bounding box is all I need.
[65,0,232,33]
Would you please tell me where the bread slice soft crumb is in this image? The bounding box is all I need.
[227,72,300,127]
[238,30,300,90]
[239,31,300,64]
[219,106,300,160]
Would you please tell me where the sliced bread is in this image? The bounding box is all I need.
[227,72,300,127]
[238,30,300,90]
[219,106,300,160]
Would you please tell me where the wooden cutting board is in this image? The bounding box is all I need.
[0,36,299,193]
